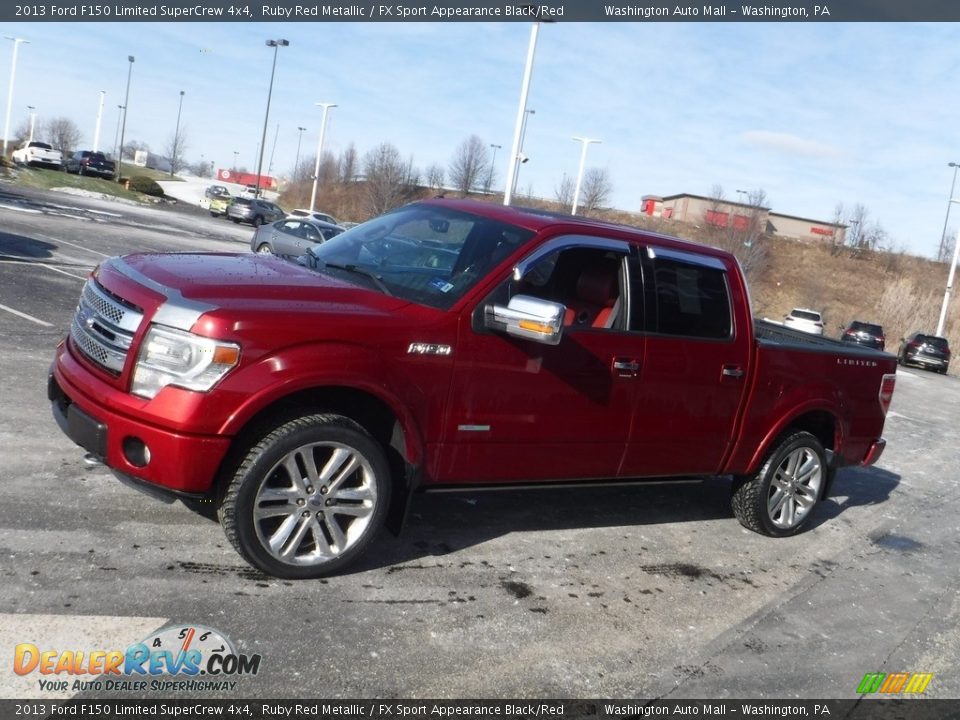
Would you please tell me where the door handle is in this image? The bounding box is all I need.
[612,357,640,377]
[722,364,745,378]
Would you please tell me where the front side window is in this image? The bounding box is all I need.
[303,204,534,309]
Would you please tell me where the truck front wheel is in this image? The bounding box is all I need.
[219,413,392,578]
[731,430,826,537]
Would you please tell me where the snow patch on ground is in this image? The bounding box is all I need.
[50,187,143,206]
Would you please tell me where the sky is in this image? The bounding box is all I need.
[1,20,959,258]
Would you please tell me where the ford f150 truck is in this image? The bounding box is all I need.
[49,199,897,578]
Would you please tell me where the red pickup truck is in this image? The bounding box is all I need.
[49,199,897,578]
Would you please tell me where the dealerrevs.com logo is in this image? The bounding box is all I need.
[857,672,933,695]
[13,624,261,693]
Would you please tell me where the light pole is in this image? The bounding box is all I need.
[255,38,289,197]
[937,162,960,262]
[93,91,105,152]
[736,188,748,205]
[3,36,29,157]
[294,125,306,176]
[504,23,546,206]
[310,102,336,213]
[937,203,960,337]
[232,150,239,171]
[512,109,535,192]
[112,104,123,160]
[116,55,135,181]
[486,143,501,193]
[170,90,184,177]
[571,136,601,215]
[26,105,35,142]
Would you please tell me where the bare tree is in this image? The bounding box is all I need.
[45,117,82,157]
[580,168,613,213]
[941,231,957,264]
[847,203,869,250]
[11,118,30,146]
[362,142,418,216]
[122,140,150,161]
[338,144,358,183]
[164,126,189,175]
[187,159,213,178]
[448,135,489,197]
[554,173,575,207]
[426,163,445,193]
[829,202,845,256]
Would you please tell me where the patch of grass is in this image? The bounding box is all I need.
[5,166,141,199]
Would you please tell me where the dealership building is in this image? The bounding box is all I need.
[641,193,847,244]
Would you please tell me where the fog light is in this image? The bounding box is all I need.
[122,437,151,467]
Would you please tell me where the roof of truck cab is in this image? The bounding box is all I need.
[419,197,738,263]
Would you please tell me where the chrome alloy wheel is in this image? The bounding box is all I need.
[767,446,823,530]
[253,442,378,566]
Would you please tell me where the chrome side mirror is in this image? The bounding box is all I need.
[485,294,564,346]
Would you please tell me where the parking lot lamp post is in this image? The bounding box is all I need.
[504,23,544,206]
[937,162,960,262]
[112,105,123,160]
[116,55,135,182]
[936,196,960,337]
[3,37,29,157]
[310,103,336,213]
[487,143,501,192]
[512,109,535,192]
[255,39,289,198]
[295,125,306,176]
[170,90,184,177]
[736,188,748,205]
[93,91,105,152]
[571,137,601,215]
[26,105,35,142]
[232,151,239,172]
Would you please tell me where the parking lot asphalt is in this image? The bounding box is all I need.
[0,182,958,701]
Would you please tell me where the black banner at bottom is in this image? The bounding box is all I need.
[3,699,954,720]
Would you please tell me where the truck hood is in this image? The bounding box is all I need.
[99,252,412,320]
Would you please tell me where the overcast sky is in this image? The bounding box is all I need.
[2,21,958,257]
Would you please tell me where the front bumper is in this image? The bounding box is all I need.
[49,363,231,495]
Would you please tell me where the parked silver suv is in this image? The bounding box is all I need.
[226,197,285,227]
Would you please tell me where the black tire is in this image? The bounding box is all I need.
[219,413,392,579]
[210,211,217,217]
[252,215,264,228]
[731,430,827,537]
[230,218,241,224]
[255,243,272,254]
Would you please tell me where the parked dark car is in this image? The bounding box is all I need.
[898,332,951,374]
[841,320,885,350]
[64,150,116,178]
[250,217,344,256]
[226,197,285,227]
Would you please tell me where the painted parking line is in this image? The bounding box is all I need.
[0,202,42,214]
[38,234,113,258]
[39,263,88,280]
[0,613,167,699]
[0,303,53,327]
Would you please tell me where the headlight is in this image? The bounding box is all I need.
[131,325,240,399]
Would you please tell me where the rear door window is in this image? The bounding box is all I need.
[651,255,732,339]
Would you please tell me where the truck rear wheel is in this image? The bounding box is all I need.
[219,413,391,578]
[731,430,826,537]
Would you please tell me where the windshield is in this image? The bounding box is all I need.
[305,203,534,310]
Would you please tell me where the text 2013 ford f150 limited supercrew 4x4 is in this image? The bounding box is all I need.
[50,199,897,578]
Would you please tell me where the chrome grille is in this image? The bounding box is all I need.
[69,279,144,375]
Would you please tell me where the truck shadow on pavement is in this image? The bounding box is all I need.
[0,231,57,259]
[355,465,901,573]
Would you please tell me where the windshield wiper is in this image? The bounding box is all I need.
[323,262,393,296]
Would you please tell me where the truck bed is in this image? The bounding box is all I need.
[754,318,889,358]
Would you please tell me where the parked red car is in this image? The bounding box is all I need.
[49,199,897,578]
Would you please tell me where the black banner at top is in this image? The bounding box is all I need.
[5,0,960,23]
